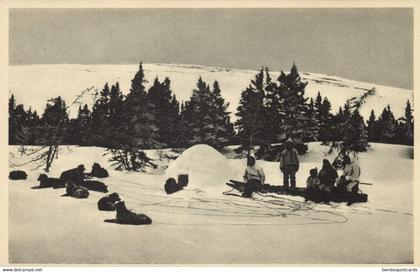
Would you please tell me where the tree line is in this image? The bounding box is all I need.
[9,62,414,170]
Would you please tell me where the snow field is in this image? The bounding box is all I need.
[8,143,413,263]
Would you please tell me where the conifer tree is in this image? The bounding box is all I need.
[109,62,159,171]
[210,80,235,147]
[318,96,334,143]
[182,77,234,149]
[70,104,92,146]
[378,105,397,143]
[148,77,180,147]
[402,100,414,145]
[367,110,381,143]
[276,63,317,143]
[9,94,17,144]
[41,96,68,127]
[261,67,285,145]
[235,68,267,154]
[91,83,112,146]
[342,109,368,152]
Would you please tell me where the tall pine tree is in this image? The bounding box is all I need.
[235,68,267,154]
[183,77,234,149]
[148,77,180,148]
[109,62,159,171]
[276,63,317,143]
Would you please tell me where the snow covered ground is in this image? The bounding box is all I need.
[8,143,413,264]
[9,64,413,120]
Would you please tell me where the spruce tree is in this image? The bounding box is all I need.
[235,68,267,154]
[148,77,180,148]
[90,83,112,146]
[367,110,381,143]
[342,109,368,152]
[318,96,334,143]
[41,96,69,127]
[9,94,17,144]
[107,82,125,148]
[70,104,91,146]
[378,105,397,143]
[210,80,235,147]
[109,62,159,171]
[262,67,285,145]
[403,100,414,145]
[182,77,234,149]
[276,63,317,143]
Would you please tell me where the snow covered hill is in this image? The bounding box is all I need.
[10,63,413,120]
[9,143,413,263]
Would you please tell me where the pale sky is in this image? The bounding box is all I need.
[9,8,413,89]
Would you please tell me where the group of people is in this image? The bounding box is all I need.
[242,138,362,198]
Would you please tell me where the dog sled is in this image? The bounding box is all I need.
[226,179,368,205]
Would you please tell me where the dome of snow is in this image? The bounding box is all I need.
[166,144,235,192]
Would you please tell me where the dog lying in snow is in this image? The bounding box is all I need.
[63,182,89,199]
[113,201,152,225]
[9,170,27,180]
[36,174,65,189]
[60,165,108,193]
[97,193,121,211]
[82,179,108,193]
[88,163,109,178]
[104,199,152,225]
[60,165,86,185]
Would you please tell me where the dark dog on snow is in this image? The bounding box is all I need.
[97,193,121,211]
[63,182,89,199]
[9,170,27,180]
[36,174,65,189]
[111,201,152,225]
[60,165,86,185]
[83,179,108,193]
[164,178,179,194]
[88,163,109,178]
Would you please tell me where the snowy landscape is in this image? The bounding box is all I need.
[10,63,413,120]
[9,142,413,264]
[8,63,413,264]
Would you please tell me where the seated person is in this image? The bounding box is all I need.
[306,168,321,191]
[305,167,331,203]
[336,155,361,193]
[243,155,265,198]
[318,159,338,192]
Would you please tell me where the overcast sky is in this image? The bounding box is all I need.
[9,8,413,89]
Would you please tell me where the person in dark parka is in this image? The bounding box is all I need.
[317,159,338,192]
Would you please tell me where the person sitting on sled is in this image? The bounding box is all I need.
[306,168,321,190]
[243,155,265,198]
[318,159,338,193]
[336,155,361,193]
[305,168,331,203]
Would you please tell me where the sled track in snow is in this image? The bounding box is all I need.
[104,175,353,226]
[104,174,412,227]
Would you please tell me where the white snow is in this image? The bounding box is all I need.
[9,64,413,120]
[8,142,413,264]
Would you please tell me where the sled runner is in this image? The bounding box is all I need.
[226,179,368,204]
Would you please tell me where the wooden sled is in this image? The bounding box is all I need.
[226,179,368,204]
